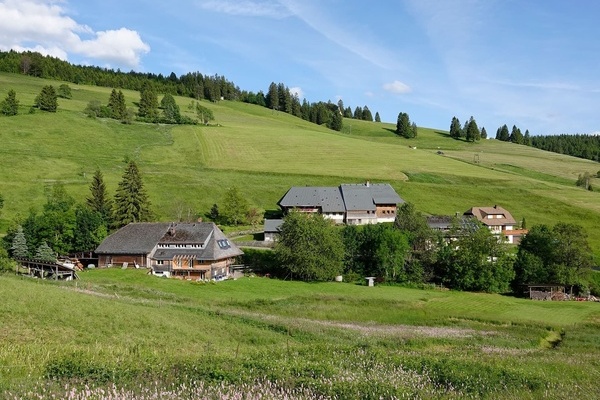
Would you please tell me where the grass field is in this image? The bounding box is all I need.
[2,270,600,398]
[1,72,600,258]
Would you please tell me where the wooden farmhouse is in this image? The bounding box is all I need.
[95,222,243,280]
[464,205,527,244]
[277,182,403,225]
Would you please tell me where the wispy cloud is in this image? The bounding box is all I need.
[196,0,292,18]
[0,0,149,68]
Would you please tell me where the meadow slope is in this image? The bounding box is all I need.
[1,72,599,258]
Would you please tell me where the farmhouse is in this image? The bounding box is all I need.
[95,222,243,280]
[463,205,526,244]
[278,182,403,225]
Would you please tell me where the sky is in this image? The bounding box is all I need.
[1,0,599,136]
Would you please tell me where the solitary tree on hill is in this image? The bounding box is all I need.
[58,84,72,99]
[1,89,19,116]
[113,160,151,228]
[35,85,58,112]
[449,116,462,139]
[396,112,416,138]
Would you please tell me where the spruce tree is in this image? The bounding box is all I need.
[449,117,462,139]
[58,84,72,99]
[137,82,159,121]
[481,126,488,139]
[34,85,58,112]
[86,169,112,224]
[108,89,127,120]
[266,82,279,110]
[113,160,151,228]
[465,116,480,142]
[160,93,181,123]
[396,112,413,138]
[35,241,55,262]
[11,225,28,258]
[1,89,19,116]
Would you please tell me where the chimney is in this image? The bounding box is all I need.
[168,222,176,236]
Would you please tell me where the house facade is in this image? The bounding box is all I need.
[463,205,525,244]
[95,222,243,280]
[277,182,403,225]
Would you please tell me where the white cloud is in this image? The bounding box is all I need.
[0,0,149,68]
[288,86,303,99]
[383,80,412,94]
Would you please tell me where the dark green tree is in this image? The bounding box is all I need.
[73,204,107,252]
[11,225,28,258]
[481,126,488,139]
[353,106,363,119]
[160,93,181,123]
[34,85,58,112]
[266,82,279,110]
[510,125,523,144]
[362,105,373,121]
[523,129,531,146]
[375,112,381,122]
[275,211,344,281]
[1,89,19,116]
[137,82,159,121]
[35,241,55,262]
[436,225,514,292]
[328,108,343,131]
[449,116,462,139]
[196,103,214,124]
[57,84,72,99]
[396,112,414,138]
[496,124,510,141]
[513,223,594,292]
[209,203,220,221]
[221,186,249,226]
[86,169,112,224]
[108,89,127,120]
[465,116,480,142]
[113,160,151,228]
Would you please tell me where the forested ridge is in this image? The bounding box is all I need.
[530,134,600,162]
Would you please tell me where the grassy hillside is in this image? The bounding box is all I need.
[2,271,600,398]
[1,72,599,258]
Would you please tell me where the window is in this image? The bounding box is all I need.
[217,239,231,249]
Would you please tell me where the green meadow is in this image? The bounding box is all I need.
[2,73,600,261]
[1,271,600,398]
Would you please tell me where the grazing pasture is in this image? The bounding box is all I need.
[1,270,600,398]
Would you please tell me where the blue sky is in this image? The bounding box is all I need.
[1,0,599,135]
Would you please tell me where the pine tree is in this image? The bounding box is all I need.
[35,241,56,262]
[362,106,373,121]
[266,82,279,110]
[481,126,488,139]
[375,112,381,122]
[11,225,28,258]
[449,116,462,139]
[34,85,58,112]
[497,124,510,141]
[58,84,72,99]
[353,106,363,119]
[329,109,343,131]
[1,89,19,116]
[137,82,159,121]
[523,129,531,146]
[108,89,127,120]
[396,112,414,138]
[113,160,151,228]
[465,116,480,142]
[160,93,181,123]
[86,169,112,224]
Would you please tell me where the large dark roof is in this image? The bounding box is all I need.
[95,223,171,254]
[278,183,403,212]
[95,222,243,261]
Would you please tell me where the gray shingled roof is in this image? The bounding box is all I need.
[279,183,403,213]
[96,222,244,262]
[95,223,170,254]
[264,219,284,233]
[278,187,345,212]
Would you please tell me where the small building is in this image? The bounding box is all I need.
[263,219,284,242]
[426,214,480,242]
[278,182,403,225]
[95,222,243,280]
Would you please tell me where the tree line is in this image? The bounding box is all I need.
[259,205,597,296]
[0,50,386,133]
